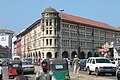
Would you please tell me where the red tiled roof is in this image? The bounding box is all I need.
[59,13,119,31]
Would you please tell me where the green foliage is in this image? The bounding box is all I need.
[96,52,100,55]
[96,52,104,57]
[96,45,100,49]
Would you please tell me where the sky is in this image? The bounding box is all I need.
[0,0,120,34]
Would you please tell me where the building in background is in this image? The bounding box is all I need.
[14,7,120,62]
[0,29,14,59]
[12,36,17,57]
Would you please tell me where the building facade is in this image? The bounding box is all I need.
[0,29,14,59]
[14,7,120,61]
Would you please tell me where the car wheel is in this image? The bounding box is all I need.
[95,68,100,76]
[87,67,91,75]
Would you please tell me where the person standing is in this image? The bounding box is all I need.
[14,68,28,80]
[73,55,80,74]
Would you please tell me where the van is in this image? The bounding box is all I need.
[86,57,116,76]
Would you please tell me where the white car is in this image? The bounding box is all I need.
[22,61,35,74]
[86,57,116,76]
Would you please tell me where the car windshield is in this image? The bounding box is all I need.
[96,59,111,63]
[22,61,32,65]
[55,64,64,70]
[14,58,20,60]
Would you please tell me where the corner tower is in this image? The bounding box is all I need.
[40,7,61,59]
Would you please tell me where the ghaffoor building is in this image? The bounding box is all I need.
[14,7,120,61]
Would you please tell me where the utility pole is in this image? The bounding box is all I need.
[59,9,64,59]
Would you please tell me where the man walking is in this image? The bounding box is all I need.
[73,55,80,74]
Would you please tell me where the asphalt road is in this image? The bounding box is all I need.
[69,66,117,80]
[2,65,117,80]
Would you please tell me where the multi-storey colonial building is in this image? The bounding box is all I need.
[14,7,120,61]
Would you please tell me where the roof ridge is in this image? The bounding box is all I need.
[59,13,119,31]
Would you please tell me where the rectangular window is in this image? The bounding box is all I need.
[81,42,85,47]
[46,39,48,45]
[46,30,48,34]
[55,28,56,35]
[50,30,52,34]
[50,39,52,45]
[55,39,57,46]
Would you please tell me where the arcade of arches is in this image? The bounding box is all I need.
[25,51,93,60]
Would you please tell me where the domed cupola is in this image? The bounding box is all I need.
[43,7,58,13]
[41,7,59,18]
[41,7,60,28]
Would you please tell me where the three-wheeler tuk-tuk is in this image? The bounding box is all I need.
[46,59,70,80]
[8,60,22,79]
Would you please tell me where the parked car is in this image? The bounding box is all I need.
[22,61,35,74]
[79,59,87,71]
[86,57,116,76]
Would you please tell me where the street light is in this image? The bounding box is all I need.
[59,9,64,59]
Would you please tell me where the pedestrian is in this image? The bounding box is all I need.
[0,63,3,80]
[35,61,51,80]
[14,68,28,80]
[73,55,80,74]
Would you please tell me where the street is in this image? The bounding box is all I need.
[69,66,116,80]
[3,66,35,80]
[2,65,117,80]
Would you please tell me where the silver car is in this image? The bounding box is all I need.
[22,61,35,74]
